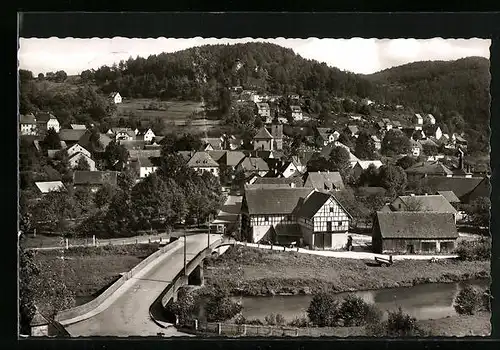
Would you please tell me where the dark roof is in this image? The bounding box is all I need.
[375,212,458,239]
[129,149,161,159]
[396,195,457,214]
[254,177,304,187]
[220,151,246,167]
[59,129,87,142]
[187,152,219,167]
[73,171,119,186]
[405,161,453,176]
[77,132,112,151]
[304,172,345,191]
[244,187,313,215]
[296,191,331,219]
[35,112,56,123]
[254,127,274,140]
[137,156,158,168]
[20,113,36,124]
[239,157,270,172]
[208,150,227,162]
[420,176,486,201]
[437,191,461,203]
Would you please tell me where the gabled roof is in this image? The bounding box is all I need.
[304,171,345,191]
[208,150,227,162]
[20,113,36,124]
[254,176,304,187]
[395,195,457,214]
[201,137,223,150]
[73,171,119,186]
[68,151,93,162]
[355,160,383,170]
[186,151,219,167]
[221,151,246,167]
[347,125,359,134]
[119,140,146,150]
[137,156,158,168]
[239,157,270,172]
[244,187,313,215]
[109,92,120,98]
[256,102,270,109]
[59,129,87,142]
[375,212,458,239]
[35,181,66,193]
[254,127,274,140]
[129,149,161,159]
[437,190,461,203]
[77,132,112,151]
[405,161,453,176]
[297,191,337,219]
[420,138,438,148]
[35,112,56,123]
[70,124,87,130]
[421,176,488,202]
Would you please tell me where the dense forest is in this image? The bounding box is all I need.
[20,43,491,153]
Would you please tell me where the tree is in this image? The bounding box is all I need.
[464,196,490,227]
[306,154,331,172]
[329,146,352,178]
[19,69,34,83]
[358,164,381,187]
[104,189,133,236]
[42,128,62,150]
[422,143,438,156]
[204,290,243,322]
[378,165,407,197]
[94,183,116,209]
[354,131,376,160]
[103,141,129,170]
[19,240,39,335]
[396,155,418,170]
[403,197,424,211]
[37,73,45,80]
[80,69,94,83]
[117,169,137,192]
[74,156,91,171]
[339,294,382,327]
[381,129,411,156]
[307,292,342,327]
[54,70,68,83]
[338,132,353,148]
[454,286,481,315]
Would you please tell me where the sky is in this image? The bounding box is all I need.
[18,37,491,76]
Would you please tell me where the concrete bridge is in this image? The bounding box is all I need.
[63,234,235,337]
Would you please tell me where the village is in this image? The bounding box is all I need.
[18,38,491,339]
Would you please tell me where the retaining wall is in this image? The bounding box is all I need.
[55,239,183,324]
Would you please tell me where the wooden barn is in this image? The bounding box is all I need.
[372,211,458,254]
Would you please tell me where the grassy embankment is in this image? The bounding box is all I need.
[33,243,160,313]
[201,246,490,297]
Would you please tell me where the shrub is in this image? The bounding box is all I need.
[339,294,382,326]
[246,318,264,325]
[166,288,197,325]
[455,238,491,261]
[307,292,341,327]
[482,289,492,311]
[264,313,285,326]
[204,293,243,322]
[454,285,481,315]
[385,307,421,337]
[287,315,310,328]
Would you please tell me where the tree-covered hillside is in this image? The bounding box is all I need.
[368,57,491,153]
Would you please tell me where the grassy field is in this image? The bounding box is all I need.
[32,243,160,313]
[116,98,204,121]
[418,311,491,337]
[202,246,490,296]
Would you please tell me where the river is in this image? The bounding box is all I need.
[222,279,489,322]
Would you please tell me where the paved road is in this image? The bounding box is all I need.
[65,233,221,337]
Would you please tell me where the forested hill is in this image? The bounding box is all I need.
[90,42,378,102]
[369,57,490,143]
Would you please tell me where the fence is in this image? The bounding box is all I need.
[193,321,365,337]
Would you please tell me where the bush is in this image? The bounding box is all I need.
[264,313,285,326]
[455,238,491,261]
[385,307,421,337]
[482,289,492,311]
[166,288,197,325]
[454,285,481,315]
[204,292,243,322]
[307,292,342,326]
[287,315,310,328]
[338,294,383,326]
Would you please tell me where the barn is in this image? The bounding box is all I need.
[372,211,458,254]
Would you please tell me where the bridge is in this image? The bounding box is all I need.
[61,233,235,337]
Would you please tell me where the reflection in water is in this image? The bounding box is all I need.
[230,279,488,321]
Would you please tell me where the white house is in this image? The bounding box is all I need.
[46,116,61,133]
[186,151,220,177]
[66,144,91,159]
[110,92,122,104]
[35,181,66,194]
[136,156,158,179]
[68,152,96,171]
[288,105,303,121]
[242,188,352,249]
[410,139,422,157]
[142,128,156,143]
[19,113,37,136]
[256,102,271,118]
[413,114,424,127]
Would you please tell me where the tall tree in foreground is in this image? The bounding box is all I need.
[378,165,408,198]
[354,131,376,160]
[19,239,38,335]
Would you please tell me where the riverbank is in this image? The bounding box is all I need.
[179,312,491,337]
[200,246,490,297]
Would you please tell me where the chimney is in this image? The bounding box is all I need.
[458,148,464,170]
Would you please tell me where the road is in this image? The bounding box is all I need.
[65,233,221,337]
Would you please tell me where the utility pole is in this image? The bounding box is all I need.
[183,233,187,276]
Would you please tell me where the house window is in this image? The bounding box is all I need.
[398,204,401,209]
[264,216,269,222]
[329,207,334,213]
[337,221,342,226]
